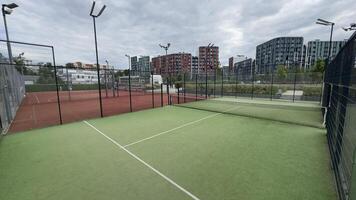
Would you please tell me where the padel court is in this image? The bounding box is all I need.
[0,97,336,200]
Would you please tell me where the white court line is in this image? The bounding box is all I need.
[83,120,201,200]
[34,94,40,104]
[124,113,221,147]
[124,106,240,148]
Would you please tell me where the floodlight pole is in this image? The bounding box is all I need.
[2,3,18,64]
[92,16,103,117]
[316,18,335,106]
[159,43,170,86]
[125,54,132,112]
[90,1,106,118]
[327,23,334,63]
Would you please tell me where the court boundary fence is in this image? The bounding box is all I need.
[322,32,356,200]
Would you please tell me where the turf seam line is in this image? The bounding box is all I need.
[124,112,222,147]
[83,120,201,200]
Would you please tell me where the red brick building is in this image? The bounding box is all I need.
[152,53,192,75]
[198,46,219,74]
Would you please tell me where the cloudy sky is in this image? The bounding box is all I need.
[0,0,355,68]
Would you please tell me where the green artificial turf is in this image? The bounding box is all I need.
[0,106,336,200]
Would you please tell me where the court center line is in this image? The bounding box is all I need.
[83,120,201,200]
[124,106,240,148]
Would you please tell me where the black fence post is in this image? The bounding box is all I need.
[161,83,163,107]
[292,71,297,102]
[205,72,208,99]
[270,69,274,101]
[177,86,180,104]
[117,81,119,97]
[183,73,186,103]
[128,69,132,112]
[51,47,63,124]
[214,69,216,97]
[251,68,255,99]
[195,74,198,100]
[319,73,324,104]
[166,77,170,105]
[235,69,238,98]
[221,69,224,97]
[151,71,154,108]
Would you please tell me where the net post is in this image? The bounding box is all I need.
[128,69,132,112]
[221,68,224,97]
[160,83,163,107]
[151,71,154,108]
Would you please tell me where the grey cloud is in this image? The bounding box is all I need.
[0,0,355,68]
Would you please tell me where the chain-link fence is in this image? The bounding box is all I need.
[0,62,25,133]
[322,32,356,200]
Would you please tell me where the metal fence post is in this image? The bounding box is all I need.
[270,69,274,101]
[235,69,238,98]
[160,83,163,107]
[205,72,208,99]
[151,71,154,108]
[195,74,198,100]
[319,73,324,104]
[214,69,216,97]
[166,77,170,105]
[183,73,186,103]
[177,85,180,104]
[251,68,255,99]
[128,69,132,112]
[221,69,224,97]
[292,71,297,102]
[51,47,63,124]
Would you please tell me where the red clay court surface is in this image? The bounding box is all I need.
[9,90,168,133]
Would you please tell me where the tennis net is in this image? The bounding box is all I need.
[170,95,324,128]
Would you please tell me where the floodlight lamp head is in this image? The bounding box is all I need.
[89,1,106,17]
[5,3,18,9]
[167,43,170,48]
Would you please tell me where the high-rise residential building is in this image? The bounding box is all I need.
[199,46,219,74]
[191,56,199,75]
[152,53,192,76]
[305,40,346,70]
[130,56,138,75]
[138,56,151,76]
[228,55,246,75]
[255,37,304,74]
[234,58,255,80]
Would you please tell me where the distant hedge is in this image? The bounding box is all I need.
[25,84,101,92]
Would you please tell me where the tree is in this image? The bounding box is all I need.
[276,65,288,81]
[37,63,63,84]
[65,63,75,68]
[312,59,325,73]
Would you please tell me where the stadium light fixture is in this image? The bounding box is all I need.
[315,18,335,63]
[342,23,356,31]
